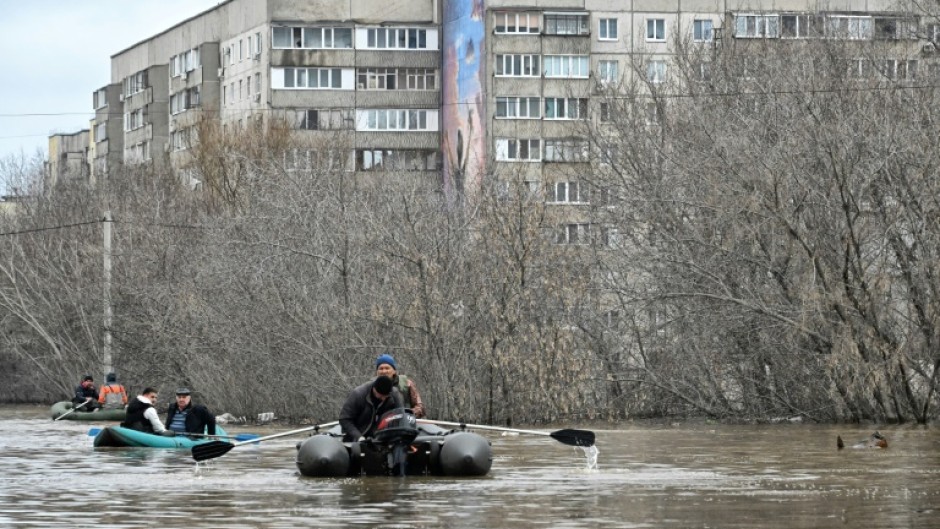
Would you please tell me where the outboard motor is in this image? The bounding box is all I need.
[373,408,418,476]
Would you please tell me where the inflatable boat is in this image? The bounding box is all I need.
[296,409,492,477]
[93,425,228,449]
[50,401,126,421]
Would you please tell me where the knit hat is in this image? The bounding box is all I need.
[106,373,117,383]
[373,376,394,396]
[375,353,397,371]
[82,375,94,382]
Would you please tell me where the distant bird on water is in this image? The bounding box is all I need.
[837,431,888,450]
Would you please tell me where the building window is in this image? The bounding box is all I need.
[295,109,352,130]
[494,12,540,34]
[601,227,621,248]
[171,128,191,151]
[273,68,347,89]
[544,14,589,35]
[781,15,822,38]
[365,27,429,49]
[93,89,108,109]
[599,102,611,122]
[646,19,666,41]
[544,140,589,163]
[598,60,619,83]
[495,97,540,118]
[123,70,148,97]
[876,59,919,80]
[123,109,144,131]
[543,55,590,77]
[495,54,541,76]
[356,68,437,90]
[693,19,714,42]
[874,17,914,40]
[357,109,437,131]
[250,32,263,57]
[556,223,590,245]
[94,122,107,143]
[824,16,872,40]
[734,14,780,38]
[544,98,588,120]
[598,18,618,40]
[170,87,200,115]
[273,26,353,49]
[495,139,541,161]
[647,60,666,83]
[125,141,150,163]
[550,181,584,203]
[356,149,439,171]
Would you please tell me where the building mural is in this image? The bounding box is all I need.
[442,0,486,201]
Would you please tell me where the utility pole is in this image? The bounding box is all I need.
[102,211,113,377]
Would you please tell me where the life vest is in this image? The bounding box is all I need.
[99,383,127,409]
[122,398,155,433]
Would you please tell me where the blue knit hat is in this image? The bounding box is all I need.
[375,353,397,370]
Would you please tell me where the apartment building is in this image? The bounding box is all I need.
[66,0,928,195]
[86,0,442,183]
[474,0,926,247]
[45,130,90,191]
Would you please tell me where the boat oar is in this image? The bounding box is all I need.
[186,432,260,442]
[86,428,259,442]
[191,421,339,461]
[418,419,596,447]
[54,399,90,421]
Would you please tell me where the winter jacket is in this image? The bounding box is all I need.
[339,379,404,442]
[122,396,164,433]
[72,383,99,408]
[164,402,216,436]
[394,375,426,418]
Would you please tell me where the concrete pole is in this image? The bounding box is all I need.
[102,211,113,377]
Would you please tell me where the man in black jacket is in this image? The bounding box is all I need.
[71,375,99,412]
[164,387,217,436]
[339,376,403,442]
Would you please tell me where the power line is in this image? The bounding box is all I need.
[0,218,218,238]
[0,219,103,237]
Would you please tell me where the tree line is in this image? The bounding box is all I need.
[0,31,937,424]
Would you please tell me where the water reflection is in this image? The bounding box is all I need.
[0,405,937,528]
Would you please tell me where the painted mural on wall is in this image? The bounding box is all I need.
[442,0,485,201]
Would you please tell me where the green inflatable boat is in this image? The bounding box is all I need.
[93,425,229,449]
[50,401,126,421]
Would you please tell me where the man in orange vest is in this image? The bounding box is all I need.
[97,372,128,409]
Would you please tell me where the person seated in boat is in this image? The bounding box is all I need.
[122,387,174,436]
[97,372,128,410]
[71,374,100,412]
[837,431,888,449]
[339,375,403,442]
[164,387,217,437]
[374,353,426,419]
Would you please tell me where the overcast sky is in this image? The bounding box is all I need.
[0,0,221,162]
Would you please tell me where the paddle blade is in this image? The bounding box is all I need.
[234,433,259,442]
[191,440,235,461]
[87,428,102,437]
[550,429,595,447]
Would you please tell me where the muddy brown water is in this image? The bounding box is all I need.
[0,405,937,528]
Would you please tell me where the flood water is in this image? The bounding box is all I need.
[0,404,937,528]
